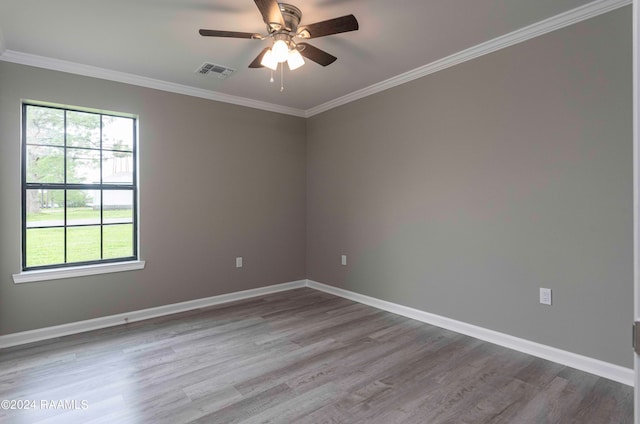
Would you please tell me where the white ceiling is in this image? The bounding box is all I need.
[0,0,620,115]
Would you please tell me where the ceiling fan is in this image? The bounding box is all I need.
[199,0,359,71]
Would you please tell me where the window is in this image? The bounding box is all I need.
[22,103,138,271]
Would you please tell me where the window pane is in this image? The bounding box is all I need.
[104,224,133,259]
[67,147,100,184]
[66,111,101,148]
[26,189,64,228]
[104,190,133,224]
[103,116,134,151]
[26,145,64,183]
[67,226,101,263]
[26,227,64,267]
[22,104,138,270]
[102,151,133,184]
[25,106,64,146]
[67,190,100,226]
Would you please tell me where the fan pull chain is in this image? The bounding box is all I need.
[280,63,284,92]
[269,69,274,83]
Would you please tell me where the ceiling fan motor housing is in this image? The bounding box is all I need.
[275,3,302,33]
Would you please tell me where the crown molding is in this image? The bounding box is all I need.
[305,0,632,117]
[0,50,307,118]
[0,0,630,119]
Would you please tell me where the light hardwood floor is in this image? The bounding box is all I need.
[0,287,633,423]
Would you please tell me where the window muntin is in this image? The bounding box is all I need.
[22,103,138,270]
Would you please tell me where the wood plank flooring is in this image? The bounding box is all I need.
[0,287,633,423]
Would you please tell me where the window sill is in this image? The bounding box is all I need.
[12,260,146,284]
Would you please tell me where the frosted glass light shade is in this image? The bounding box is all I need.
[272,40,289,63]
[287,49,305,70]
[260,49,278,70]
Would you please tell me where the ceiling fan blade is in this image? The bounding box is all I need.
[199,29,259,39]
[253,0,285,30]
[248,47,270,68]
[298,14,358,39]
[298,43,337,66]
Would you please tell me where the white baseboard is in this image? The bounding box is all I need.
[306,280,634,387]
[1,278,633,387]
[0,279,306,349]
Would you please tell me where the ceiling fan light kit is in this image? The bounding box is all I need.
[199,0,359,90]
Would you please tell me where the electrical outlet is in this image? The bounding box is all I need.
[341,255,347,266]
[236,257,243,268]
[539,288,552,305]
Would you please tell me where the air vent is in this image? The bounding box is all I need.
[196,62,235,79]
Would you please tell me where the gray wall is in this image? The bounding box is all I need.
[0,62,307,334]
[306,7,633,367]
